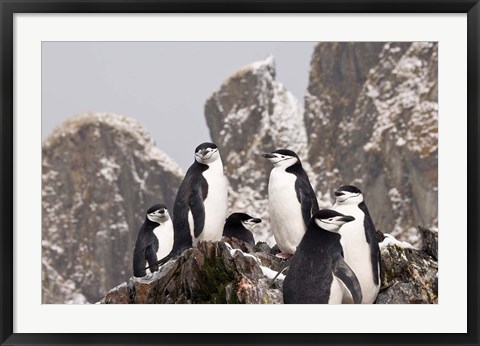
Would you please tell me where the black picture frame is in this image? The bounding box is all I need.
[1,1,478,345]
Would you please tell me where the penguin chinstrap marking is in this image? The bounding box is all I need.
[263,149,319,258]
[332,185,381,304]
[283,209,362,304]
[223,212,261,245]
[154,142,228,267]
[133,204,172,277]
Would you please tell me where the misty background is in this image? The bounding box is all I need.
[42,42,317,170]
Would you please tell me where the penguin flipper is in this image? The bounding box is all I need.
[146,252,172,271]
[359,202,380,285]
[295,177,318,226]
[145,245,159,273]
[299,190,318,225]
[332,255,362,304]
[133,247,147,277]
[191,187,206,238]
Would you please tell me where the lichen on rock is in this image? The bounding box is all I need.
[101,240,284,304]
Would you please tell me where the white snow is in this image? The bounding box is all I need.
[98,157,120,183]
[395,137,406,146]
[379,234,415,250]
[388,188,402,212]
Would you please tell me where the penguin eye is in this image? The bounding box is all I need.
[328,218,333,221]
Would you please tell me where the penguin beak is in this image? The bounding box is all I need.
[249,218,262,224]
[339,215,355,223]
[262,153,276,159]
[335,191,345,197]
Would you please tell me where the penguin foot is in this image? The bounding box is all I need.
[269,259,291,287]
[275,252,293,259]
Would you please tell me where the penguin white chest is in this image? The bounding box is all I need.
[268,168,305,254]
[333,203,379,304]
[153,221,174,260]
[198,161,228,243]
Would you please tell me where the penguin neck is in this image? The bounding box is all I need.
[144,218,159,229]
[191,160,209,174]
[285,161,303,174]
[304,225,341,244]
[205,157,224,173]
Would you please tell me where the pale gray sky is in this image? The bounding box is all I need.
[42,42,317,170]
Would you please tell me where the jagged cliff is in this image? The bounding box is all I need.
[101,227,438,304]
[304,42,438,240]
[42,112,183,303]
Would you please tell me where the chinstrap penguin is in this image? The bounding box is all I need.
[152,206,174,261]
[133,204,171,277]
[222,212,261,245]
[332,185,380,304]
[263,149,319,258]
[283,209,362,304]
[150,142,228,268]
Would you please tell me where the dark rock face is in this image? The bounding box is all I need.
[101,228,438,304]
[101,240,284,304]
[205,56,313,244]
[418,225,438,261]
[304,42,385,169]
[42,112,183,303]
[304,42,438,239]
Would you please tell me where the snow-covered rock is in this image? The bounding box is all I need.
[205,56,315,245]
[42,112,183,303]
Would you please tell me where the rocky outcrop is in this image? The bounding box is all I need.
[42,112,183,303]
[377,227,438,304]
[101,239,284,304]
[304,42,438,239]
[100,227,438,304]
[205,56,315,244]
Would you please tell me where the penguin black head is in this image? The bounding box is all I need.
[146,204,170,224]
[226,212,262,230]
[195,142,221,165]
[312,209,355,233]
[334,185,364,205]
[262,149,300,168]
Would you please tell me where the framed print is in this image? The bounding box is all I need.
[1,1,479,346]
